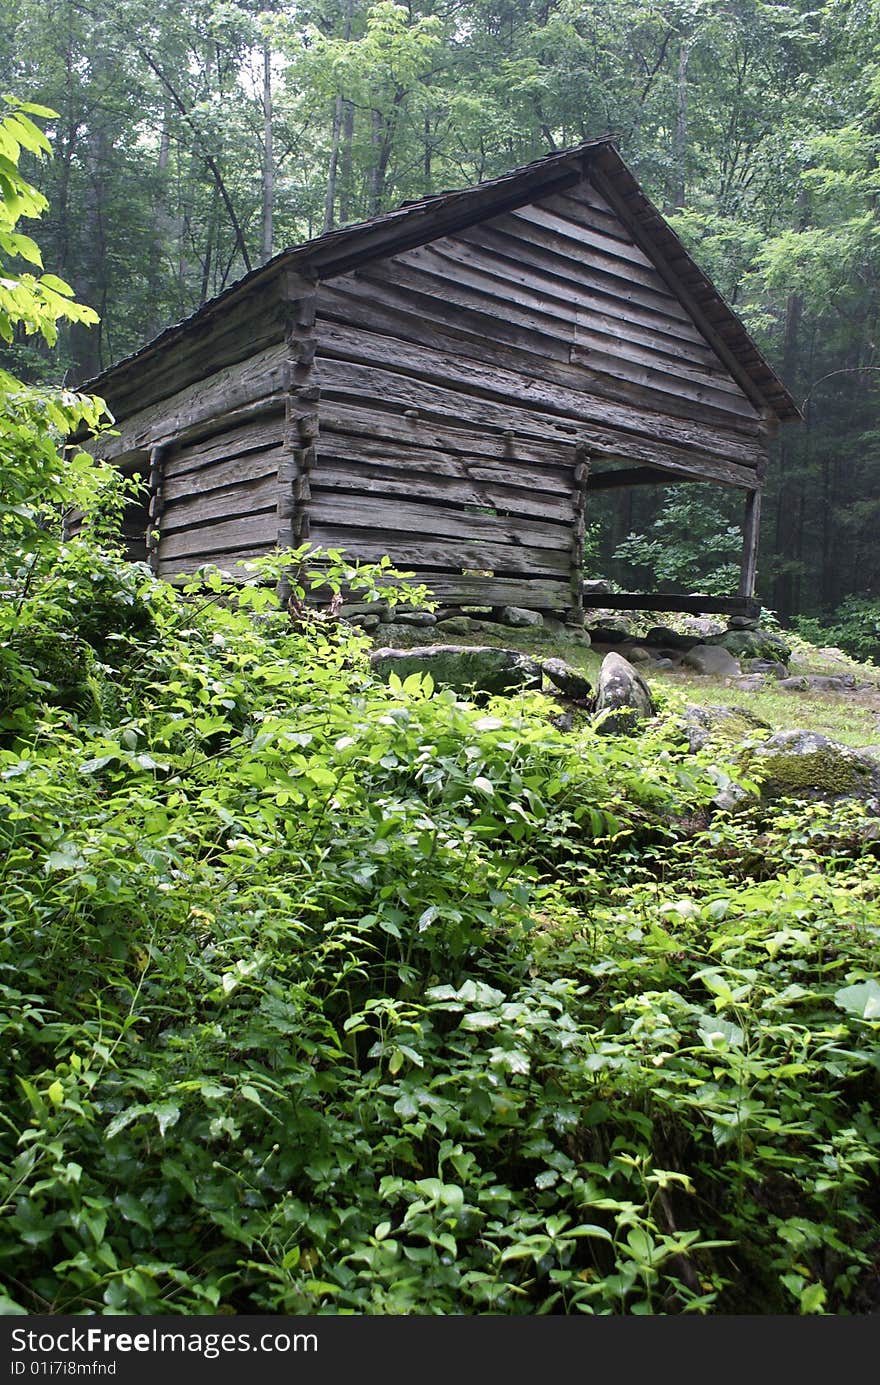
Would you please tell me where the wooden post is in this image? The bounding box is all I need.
[739,487,761,598]
[279,272,320,555]
[145,443,169,574]
[569,443,591,622]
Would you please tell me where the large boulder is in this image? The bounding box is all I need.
[776,673,857,693]
[644,625,698,650]
[681,703,771,754]
[744,730,880,805]
[433,616,473,635]
[370,644,542,697]
[682,644,742,677]
[743,658,789,679]
[391,610,437,626]
[593,652,655,734]
[499,606,544,628]
[371,622,438,645]
[680,614,726,639]
[542,657,592,700]
[586,624,631,645]
[706,627,791,663]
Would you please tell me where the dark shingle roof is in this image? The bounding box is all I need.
[87,139,800,422]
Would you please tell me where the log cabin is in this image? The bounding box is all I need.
[84,139,800,619]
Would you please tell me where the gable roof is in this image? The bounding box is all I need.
[87,139,800,423]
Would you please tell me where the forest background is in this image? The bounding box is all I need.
[1,0,879,631]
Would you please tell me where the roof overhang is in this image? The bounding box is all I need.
[85,140,801,425]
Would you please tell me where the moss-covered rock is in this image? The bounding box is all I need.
[370,643,543,696]
[744,730,880,804]
[681,703,772,754]
[706,627,792,663]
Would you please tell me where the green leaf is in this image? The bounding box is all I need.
[833,980,880,1020]
[105,1107,145,1140]
[697,1017,745,1049]
[151,1102,180,1136]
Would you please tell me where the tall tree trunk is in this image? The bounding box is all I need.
[339,99,354,221]
[770,289,803,614]
[261,42,274,263]
[369,109,385,215]
[146,107,173,337]
[323,0,354,231]
[323,95,343,233]
[70,112,110,380]
[671,39,689,211]
[369,89,405,216]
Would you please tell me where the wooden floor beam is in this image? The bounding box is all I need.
[584,591,761,617]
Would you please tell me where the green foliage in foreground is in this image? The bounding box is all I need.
[1,540,879,1316]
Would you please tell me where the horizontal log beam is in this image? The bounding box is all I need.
[585,591,761,617]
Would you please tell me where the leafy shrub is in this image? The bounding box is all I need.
[1,552,878,1315]
[610,488,742,597]
[794,595,880,665]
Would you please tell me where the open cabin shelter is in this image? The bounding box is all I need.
[85,139,800,620]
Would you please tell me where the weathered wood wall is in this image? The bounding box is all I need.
[89,159,771,604]
[92,344,289,577]
[309,169,766,611]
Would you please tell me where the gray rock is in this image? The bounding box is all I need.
[731,675,767,692]
[680,615,726,639]
[644,625,698,650]
[434,616,476,635]
[586,624,631,645]
[550,710,575,732]
[744,658,789,679]
[582,579,613,597]
[542,657,592,700]
[815,646,856,665]
[593,652,655,734]
[744,730,880,805]
[499,606,544,628]
[391,610,437,626]
[370,644,542,697]
[706,627,792,662]
[785,673,856,692]
[653,657,676,670]
[460,606,493,615]
[681,703,772,754]
[370,622,424,644]
[352,613,380,631]
[626,645,653,664]
[682,644,742,677]
[727,615,760,630]
[562,626,592,646]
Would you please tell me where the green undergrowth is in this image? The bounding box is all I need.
[1,546,879,1317]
